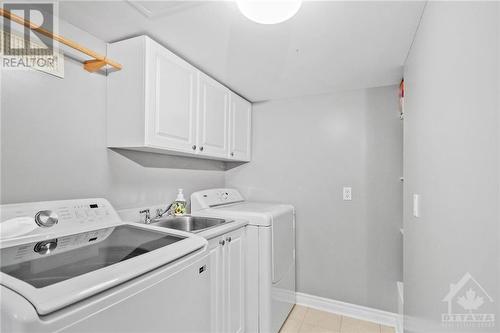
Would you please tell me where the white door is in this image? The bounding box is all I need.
[225,228,246,333]
[197,73,230,158]
[208,237,225,333]
[147,40,198,153]
[229,93,252,161]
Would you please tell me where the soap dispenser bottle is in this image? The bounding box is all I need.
[171,189,187,216]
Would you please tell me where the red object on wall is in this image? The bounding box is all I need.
[399,79,404,115]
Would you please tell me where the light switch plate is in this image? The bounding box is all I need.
[343,187,352,201]
[413,194,420,217]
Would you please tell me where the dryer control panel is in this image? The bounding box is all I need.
[191,188,244,211]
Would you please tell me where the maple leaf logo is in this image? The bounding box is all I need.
[457,288,484,313]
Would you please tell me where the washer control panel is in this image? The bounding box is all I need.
[0,198,120,240]
[72,202,111,222]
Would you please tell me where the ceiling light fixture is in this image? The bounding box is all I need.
[237,1,302,25]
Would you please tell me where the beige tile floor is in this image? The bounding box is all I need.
[279,305,396,333]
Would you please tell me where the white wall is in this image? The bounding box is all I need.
[0,18,225,209]
[403,2,499,332]
[226,85,403,312]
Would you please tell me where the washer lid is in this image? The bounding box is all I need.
[207,202,294,226]
[0,223,206,315]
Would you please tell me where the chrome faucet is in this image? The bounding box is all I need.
[140,202,174,224]
[139,209,152,224]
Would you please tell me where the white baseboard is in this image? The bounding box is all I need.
[396,282,404,333]
[296,292,402,333]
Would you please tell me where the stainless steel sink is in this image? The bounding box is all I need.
[150,215,228,233]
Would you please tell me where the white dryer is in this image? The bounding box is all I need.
[191,188,296,333]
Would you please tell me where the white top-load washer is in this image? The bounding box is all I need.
[0,198,210,333]
[191,188,296,333]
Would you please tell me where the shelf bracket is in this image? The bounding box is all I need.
[83,59,108,73]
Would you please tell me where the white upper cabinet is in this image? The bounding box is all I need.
[197,73,230,159]
[107,35,251,162]
[147,40,197,153]
[229,93,252,162]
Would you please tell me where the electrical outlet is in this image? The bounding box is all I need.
[343,187,352,201]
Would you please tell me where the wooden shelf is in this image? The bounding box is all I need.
[0,8,122,73]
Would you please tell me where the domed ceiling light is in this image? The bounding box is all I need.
[237,1,302,25]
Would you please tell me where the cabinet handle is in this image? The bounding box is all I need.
[219,239,225,246]
[226,236,232,243]
[230,152,234,157]
[192,145,197,150]
[199,146,204,152]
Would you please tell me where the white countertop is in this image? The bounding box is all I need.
[196,218,248,239]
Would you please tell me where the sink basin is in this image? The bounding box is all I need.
[150,215,228,233]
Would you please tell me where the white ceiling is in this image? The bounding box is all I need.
[59,1,425,102]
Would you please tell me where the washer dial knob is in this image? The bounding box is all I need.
[34,240,58,255]
[35,210,58,227]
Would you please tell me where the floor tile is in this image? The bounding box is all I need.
[300,322,336,333]
[280,318,303,333]
[380,325,395,333]
[340,316,380,333]
[280,305,392,333]
[289,305,308,321]
[303,308,342,331]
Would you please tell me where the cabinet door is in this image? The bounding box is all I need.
[197,73,230,158]
[146,40,198,153]
[208,238,225,333]
[229,93,252,161]
[224,228,246,333]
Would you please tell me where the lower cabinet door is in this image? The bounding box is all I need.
[225,228,246,333]
[209,227,246,333]
[209,237,225,333]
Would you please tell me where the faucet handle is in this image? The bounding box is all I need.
[139,209,151,224]
[155,208,165,218]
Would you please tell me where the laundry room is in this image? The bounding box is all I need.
[1,2,499,333]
